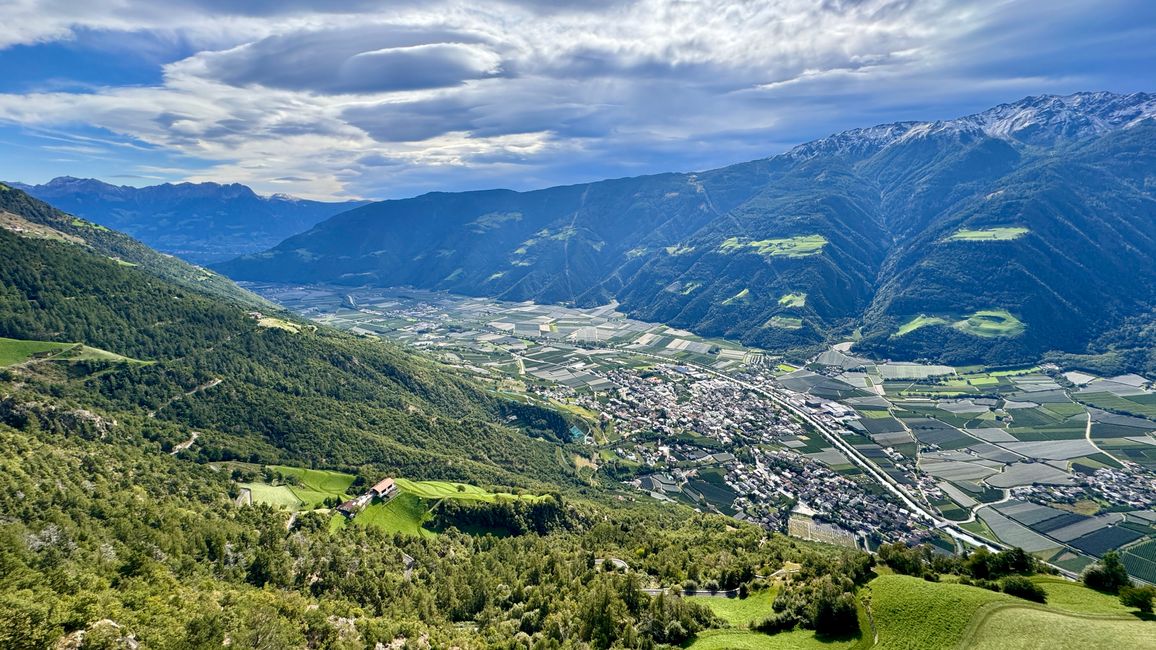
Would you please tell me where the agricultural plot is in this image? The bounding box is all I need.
[764,315,803,330]
[921,460,1001,482]
[894,315,949,337]
[688,588,777,627]
[394,478,549,503]
[977,508,1056,551]
[986,462,1073,488]
[954,310,1026,338]
[0,337,144,366]
[239,483,304,509]
[1069,526,1144,555]
[353,493,433,537]
[947,226,1029,241]
[1000,439,1098,460]
[777,292,806,307]
[0,337,76,366]
[718,234,828,258]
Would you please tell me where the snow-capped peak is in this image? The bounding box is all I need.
[786,91,1156,160]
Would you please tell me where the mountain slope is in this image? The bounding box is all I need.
[219,92,1156,370]
[11,176,367,264]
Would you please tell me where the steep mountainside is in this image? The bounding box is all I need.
[0,186,787,646]
[11,176,366,263]
[219,92,1156,370]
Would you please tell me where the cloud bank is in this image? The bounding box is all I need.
[0,0,1153,199]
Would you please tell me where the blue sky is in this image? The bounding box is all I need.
[0,0,1154,200]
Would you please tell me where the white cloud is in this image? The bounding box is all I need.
[0,0,1152,198]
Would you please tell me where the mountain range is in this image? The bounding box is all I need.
[218,92,1156,371]
[10,176,367,264]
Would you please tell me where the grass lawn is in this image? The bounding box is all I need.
[354,493,434,537]
[720,234,828,258]
[895,315,948,337]
[953,310,1025,338]
[269,466,355,495]
[947,227,1029,242]
[870,574,1010,649]
[962,605,1156,650]
[1029,577,1136,616]
[240,483,304,509]
[0,337,74,366]
[394,478,549,503]
[687,628,857,650]
[0,337,145,367]
[688,588,776,627]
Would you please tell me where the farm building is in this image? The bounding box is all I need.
[370,477,397,498]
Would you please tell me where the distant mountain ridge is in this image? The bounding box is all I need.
[10,176,367,264]
[218,92,1156,371]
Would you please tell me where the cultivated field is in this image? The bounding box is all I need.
[947,226,1029,241]
[719,234,828,258]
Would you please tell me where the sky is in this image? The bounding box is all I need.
[0,1,1153,201]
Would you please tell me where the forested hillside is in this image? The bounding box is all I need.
[2,179,1150,649]
[219,92,1156,370]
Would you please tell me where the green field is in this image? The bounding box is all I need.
[394,478,549,503]
[688,589,776,627]
[894,315,948,337]
[347,479,550,537]
[0,337,143,367]
[765,316,804,330]
[778,292,807,308]
[953,310,1025,338]
[270,466,355,494]
[723,288,752,305]
[870,574,1010,649]
[0,337,75,366]
[947,227,1029,242]
[1030,577,1136,616]
[719,234,828,258]
[352,493,434,537]
[240,483,304,509]
[963,605,1156,649]
[688,628,856,650]
[268,466,356,507]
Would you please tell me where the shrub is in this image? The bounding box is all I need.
[1082,551,1132,594]
[1000,576,1047,603]
[1120,585,1156,613]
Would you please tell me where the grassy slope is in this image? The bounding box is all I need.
[947,227,1029,241]
[965,607,1156,650]
[353,493,433,537]
[0,338,75,366]
[394,478,549,503]
[688,588,776,627]
[870,575,1011,649]
[0,337,144,367]
[689,628,856,650]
